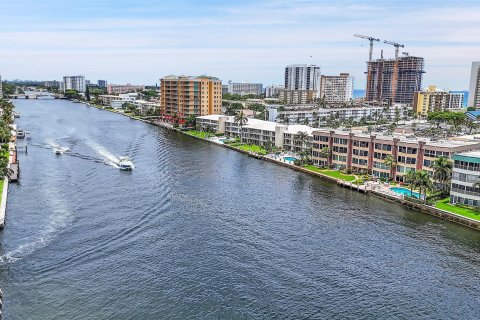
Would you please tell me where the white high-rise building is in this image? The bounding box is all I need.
[227,81,263,95]
[62,75,86,93]
[265,85,283,98]
[319,73,354,103]
[468,61,480,108]
[284,64,320,96]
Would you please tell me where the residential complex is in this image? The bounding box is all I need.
[196,115,313,151]
[265,85,283,98]
[160,75,222,119]
[279,89,317,104]
[227,81,263,95]
[413,86,464,116]
[107,84,145,94]
[98,80,108,88]
[44,80,60,89]
[468,61,480,108]
[284,64,320,91]
[366,56,425,104]
[311,130,480,181]
[62,75,86,93]
[450,152,480,207]
[319,73,354,103]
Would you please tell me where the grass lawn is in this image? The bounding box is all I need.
[303,165,356,182]
[230,143,267,155]
[435,198,480,221]
[185,130,213,139]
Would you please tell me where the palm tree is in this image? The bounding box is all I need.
[384,155,397,181]
[405,170,417,195]
[414,170,433,202]
[234,110,248,143]
[431,156,453,194]
[293,131,309,152]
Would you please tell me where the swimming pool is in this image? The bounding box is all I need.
[283,157,297,162]
[390,187,422,199]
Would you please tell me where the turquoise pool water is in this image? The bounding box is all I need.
[390,187,421,199]
[284,157,297,162]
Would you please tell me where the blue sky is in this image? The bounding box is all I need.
[1,0,479,89]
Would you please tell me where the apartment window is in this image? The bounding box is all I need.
[398,146,417,154]
[374,143,392,151]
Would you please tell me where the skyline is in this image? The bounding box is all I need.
[1,0,479,89]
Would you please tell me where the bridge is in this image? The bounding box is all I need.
[9,93,60,99]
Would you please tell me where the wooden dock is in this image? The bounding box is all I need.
[9,163,19,182]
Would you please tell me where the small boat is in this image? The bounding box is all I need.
[54,147,64,155]
[13,112,20,118]
[118,156,134,170]
[25,131,31,139]
[17,129,25,139]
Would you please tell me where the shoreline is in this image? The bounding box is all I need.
[79,101,480,231]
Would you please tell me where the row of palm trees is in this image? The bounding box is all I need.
[0,99,14,178]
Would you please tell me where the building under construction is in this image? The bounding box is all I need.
[365,55,425,104]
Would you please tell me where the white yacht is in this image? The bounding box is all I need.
[54,147,64,155]
[118,156,134,170]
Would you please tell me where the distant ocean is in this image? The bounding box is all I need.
[354,89,469,107]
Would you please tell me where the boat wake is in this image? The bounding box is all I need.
[0,187,73,264]
[86,140,121,168]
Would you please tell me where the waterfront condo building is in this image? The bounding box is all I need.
[414,85,464,116]
[319,73,354,103]
[283,64,321,101]
[160,75,222,119]
[468,61,480,108]
[227,81,263,95]
[450,152,480,207]
[366,56,425,104]
[107,84,145,94]
[196,115,313,152]
[311,130,480,181]
[62,75,86,93]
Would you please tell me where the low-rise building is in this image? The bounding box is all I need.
[107,84,145,94]
[196,115,313,151]
[279,89,316,104]
[312,130,480,180]
[451,152,480,207]
[414,85,464,116]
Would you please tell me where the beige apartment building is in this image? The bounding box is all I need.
[160,75,222,120]
[312,130,480,181]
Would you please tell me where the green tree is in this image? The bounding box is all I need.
[185,115,196,128]
[293,131,309,152]
[384,155,397,180]
[234,110,248,142]
[414,170,433,202]
[405,170,417,195]
[431,156,452,194]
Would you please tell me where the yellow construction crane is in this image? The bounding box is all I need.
[384,40,405,59]
[354,34,380,62]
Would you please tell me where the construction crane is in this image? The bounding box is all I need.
[384,40,405,59]
[354,34,380,62]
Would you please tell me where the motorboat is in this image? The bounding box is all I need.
[54,147,64,155]
[17,129,25,139]
[25,131,31,139]
[118,156,134,170]
[13,112,20,118]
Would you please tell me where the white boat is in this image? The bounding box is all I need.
[54,147,64,155]
[17,129,25,139]
[118,156,134,170]
[13,112,20,118]
[25,131,31,139]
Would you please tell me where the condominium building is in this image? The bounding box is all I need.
[319,73,354,103]
[311,130,480,181]
[450,152,480,207]
[414,85,464,116]
[468,62,480,108]
[265,85,283,98]
[62,75,86,93]
[160,75,222,119]
[227,81,263,95]
[284,64,320,93]
[366,56,425,104]
[44,80,60,89]
[98,80,108,88]
[279,89,317,104]
[196,115,313,151]
[107,84,145,94]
